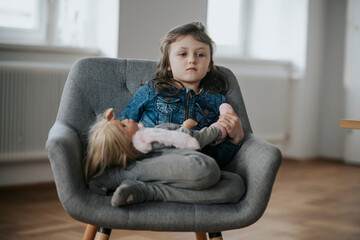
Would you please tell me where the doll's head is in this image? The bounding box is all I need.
[85,109,139,182]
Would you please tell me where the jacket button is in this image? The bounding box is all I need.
[166,97,171,102]
[204,110,209,115]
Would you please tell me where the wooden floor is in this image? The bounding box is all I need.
[0,159,359,240]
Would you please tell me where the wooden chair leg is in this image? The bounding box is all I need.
[83,224,97,240]
[195,231,224,240]
[195,232,207,240]
[95,227,112,240]
[208,232,223,240]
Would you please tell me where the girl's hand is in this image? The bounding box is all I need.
[218,112,244,144]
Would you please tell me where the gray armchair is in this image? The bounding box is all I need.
[46,57,282,240]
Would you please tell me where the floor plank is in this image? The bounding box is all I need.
[0,159,359,240]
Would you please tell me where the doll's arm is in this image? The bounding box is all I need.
[177,123,222,150]
[182,119,198,129]
[132,127,200,153]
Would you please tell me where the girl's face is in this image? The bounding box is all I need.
[168,35,211,92]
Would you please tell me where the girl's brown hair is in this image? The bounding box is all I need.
[85,114,139,182]
[150,22,228,95]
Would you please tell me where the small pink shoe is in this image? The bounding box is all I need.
[210,103,234,145]
[219,103,234,115]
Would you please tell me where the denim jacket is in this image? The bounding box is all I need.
[118,82,241,167]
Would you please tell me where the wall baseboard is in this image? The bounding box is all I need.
[0,181,55,192]
[283,156,343,162]
[0,160,54,187]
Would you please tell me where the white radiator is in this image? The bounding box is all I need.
[0,62,69,163]
[238,74,292,142]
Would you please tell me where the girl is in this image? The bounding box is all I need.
[87,105,244,206]
[118,22,244,167]
[88,22,245,206]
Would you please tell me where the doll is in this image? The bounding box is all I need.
[85,103,234,183]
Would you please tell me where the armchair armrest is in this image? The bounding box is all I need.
[46,121,131,227]
[224,133,282,225]
[46,121,87,213]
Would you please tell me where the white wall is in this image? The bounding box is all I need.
[278,0,359,164]
[250,0,352,162]
[95,0,119,57]
[318,0,346,159]
[118,0,208,60]
[343,0,360,165]
[278,0,328,158]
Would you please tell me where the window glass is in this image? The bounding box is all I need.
[0,0,45,44]
[250,0,308,71]
[207,0,308,73]
[0,0,40,29]
[55,0,96,48]
[207,0,242,46]
[0,0,97,48]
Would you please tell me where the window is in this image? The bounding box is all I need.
[54,0,96,48]
[0,0,41,29]
[207,0,308,76]
[0,0,97,49]
[0,0,46,44]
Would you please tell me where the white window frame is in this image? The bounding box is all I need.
[0,0,48,45]
[208,0,253,58]
[0,0,120,58]
[0,0,100,51]
[207,0,308,78]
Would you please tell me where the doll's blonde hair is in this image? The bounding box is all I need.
[85,114,139,182]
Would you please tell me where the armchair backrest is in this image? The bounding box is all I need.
[56,57,252,152]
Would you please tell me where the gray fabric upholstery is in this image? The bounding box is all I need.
[46,57,282,232]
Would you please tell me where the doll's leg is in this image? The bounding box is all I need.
[124,149,221,189]
[111,171,245,206]
[183,126,223,149]
[209,103,235,145]
[88,149,221,195]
